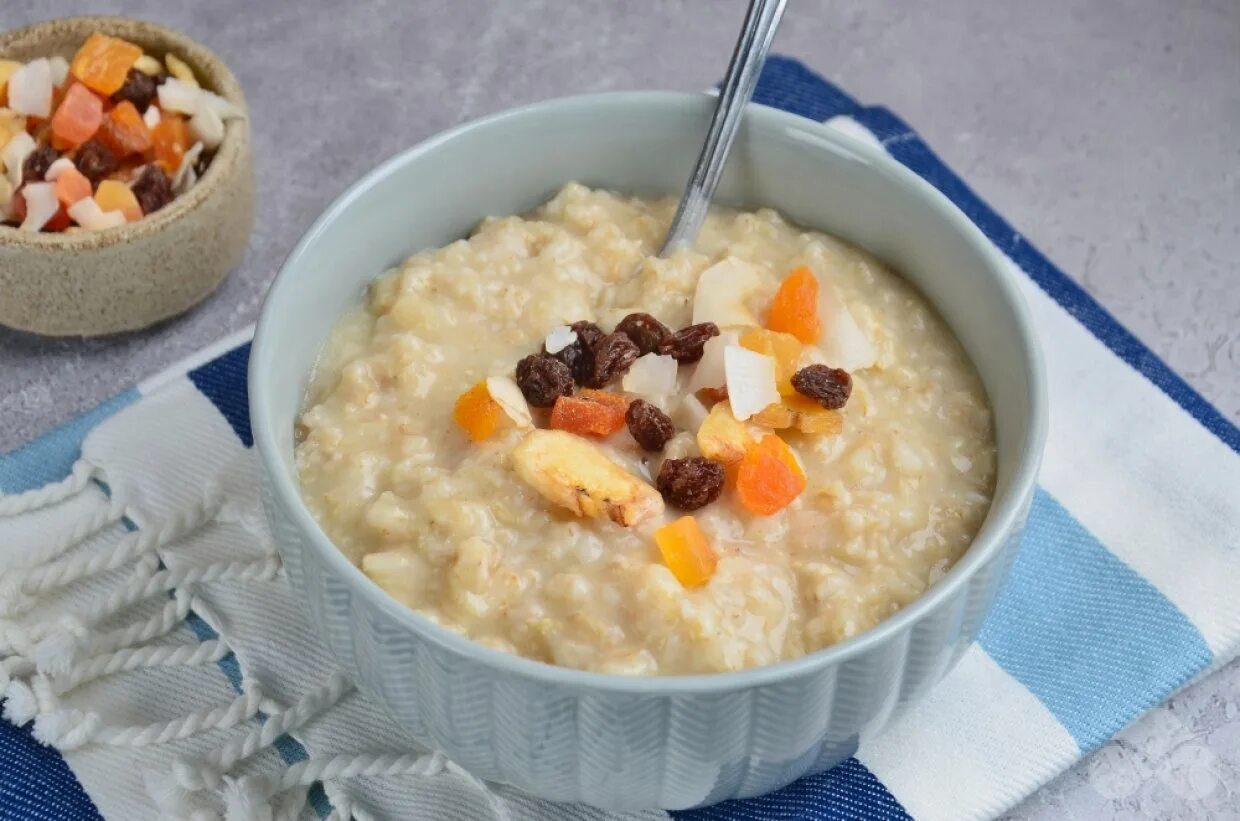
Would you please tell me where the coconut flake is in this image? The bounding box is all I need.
[687,329,739,393]
[811,280,876,371]
[622,353,678,400]
[172,142,204,193]
[48,56,70,87]
[68,196,126,231]
[724,345,780,421]
[189,104,225,150]
[485,376,532,428]
[2,132,36,189]
[676,393,710,432]
[143,104,162,130]
[19,182,57,231]
[7,60,52,118]
[157,77,200,116]
[692,258,762,327]
[44,157,75,181]
[543,325,576,354]
[199,89,245,121]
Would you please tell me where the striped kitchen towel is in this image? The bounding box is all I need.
[1,56,1237,821]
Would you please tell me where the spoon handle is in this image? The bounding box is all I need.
[659,0,788,256]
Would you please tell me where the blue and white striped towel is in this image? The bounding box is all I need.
[1,57,1237,821]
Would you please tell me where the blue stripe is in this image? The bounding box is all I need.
[670,758,911,821]
[0,389,139,494]
[979,489,1212,751]
[187,342,253,448]
[753,56,861,123]
[847,103,1240,456]
[0,721,100,821]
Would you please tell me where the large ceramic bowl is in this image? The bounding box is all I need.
[250,92,1047,810]
[0,16,253,336]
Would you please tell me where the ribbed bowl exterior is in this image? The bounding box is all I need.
[265,480,1030,810]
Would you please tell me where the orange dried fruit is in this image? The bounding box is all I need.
[53,165,92,207]
[96,100,151,158]
[70,32,143,96]
[767,266,821,344]
[95,179,143,221]
[735,434,806,516]
[549,393,627,437]
[654,515,717,588]
[453,381,503,442]
[740,328,803,396]
[49,83,104,150]
[150,114,191,172]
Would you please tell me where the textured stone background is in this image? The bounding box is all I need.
[1,1,1237,818]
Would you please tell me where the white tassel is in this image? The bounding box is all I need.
[144,767,203,818]
[2,679,38,724]
[30,625,87,675]
[223,775,274,821]
[33,708,101,749]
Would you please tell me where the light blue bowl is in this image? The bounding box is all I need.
[250,92,1048,810]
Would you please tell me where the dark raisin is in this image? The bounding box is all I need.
[584,332,639,388]
[570,320,604,349]
[21,145,57,183]
[546,320,604,385]
[791,364,853,409]
[515,354,574,407]
[657,457,725,510]
[659,322,720,363]
[75,139,118,184]
[614,312,671,356]
[112,69,158,112]
[131,164,174,215]
[625,399,675,451]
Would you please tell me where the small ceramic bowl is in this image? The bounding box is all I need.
[251,92,1048,810]
[0,16,253,337]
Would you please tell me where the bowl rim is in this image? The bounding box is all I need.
[0,14,248,250]
[251,90,1048,694]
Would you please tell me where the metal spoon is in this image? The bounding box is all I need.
[658,0,789,256]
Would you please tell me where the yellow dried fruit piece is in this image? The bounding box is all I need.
[0,61,22,105]
[133,54,164,76]
[164,53,198,87]
[740,328,803,396]
[0,109,27,160]
[752,402,795,429]
[696,401,753,464]
[785,393,844,434]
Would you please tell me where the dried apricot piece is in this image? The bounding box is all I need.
[96,100,152,158]
[150,114,191,172]
[49,83,104,151]
[767,266,821,344]
[95,179,143,221]
[740,328,803,396]
[549,393,627,437]
[53,164,92,206]
[735,435,806,516]
[70,32,143,96]
[654,515,717,588]
[453,381,502,442]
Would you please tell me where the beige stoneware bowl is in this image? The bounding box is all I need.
[0,16,253,336]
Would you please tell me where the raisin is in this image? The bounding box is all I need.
[791,364,853,409]
[546,320,603,385]
[515,354,574,407]
[112,69,158,112]
[571,320,604,349]
[75,139,118,184]
[131,164,174,215]
[21,145,57,183]
[584,332,639,388]
[614,312,671,356]
[625,399,675,451]
[657,457,725,510]
[660,322,720,363]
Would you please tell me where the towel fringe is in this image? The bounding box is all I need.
[0,459,97,518]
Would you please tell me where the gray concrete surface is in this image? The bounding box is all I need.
[1,1,1237,817]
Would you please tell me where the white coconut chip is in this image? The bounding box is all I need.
[7,59,52,118]
[622,353,678,400]
[676,393,710,432]
[2,132,36,189]
[19,182,57,231]
[48,56,70,87]
[68,196,126,231]
[143,104,162,130]
[692,258,762,328]
[810,279,876,371]
[485,376,532,428]
[687,329,739,393]
[723,345,780,421]
[189,104,225,150]
[543,325,576,354]
[157,77,200,116]
[172,141,205,193]
[43,157,75,181]
[199,89,245,121]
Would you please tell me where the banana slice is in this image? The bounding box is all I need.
[512,430,664,527]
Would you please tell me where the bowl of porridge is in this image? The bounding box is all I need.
[250,92,1047,809]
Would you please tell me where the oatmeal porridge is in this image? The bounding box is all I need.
[295,183,996,676]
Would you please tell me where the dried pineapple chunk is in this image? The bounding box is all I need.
[696,401,753,464]
[512,429,663,527]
